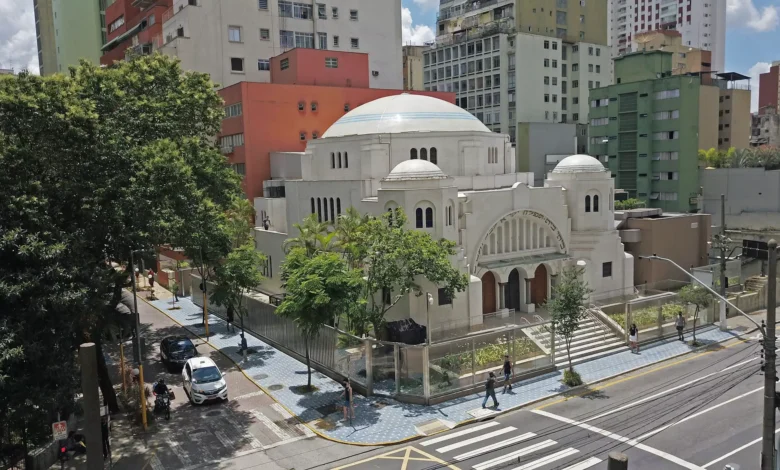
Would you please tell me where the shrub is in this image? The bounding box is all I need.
[562,369,583,386]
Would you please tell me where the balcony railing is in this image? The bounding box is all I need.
[435,17,515,47]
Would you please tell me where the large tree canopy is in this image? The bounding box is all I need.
[0,55,242,457]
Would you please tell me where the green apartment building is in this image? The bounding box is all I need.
[588,50,718,212]
[35,0,107,75]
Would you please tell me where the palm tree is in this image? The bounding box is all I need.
[282,214,334,256]
[334,207,369,268]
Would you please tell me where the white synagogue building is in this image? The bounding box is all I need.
[254,94,634,330]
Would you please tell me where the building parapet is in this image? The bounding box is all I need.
[432,17,515,48]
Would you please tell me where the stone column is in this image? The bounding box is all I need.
[498,282,507,310]
[524,279,532,306]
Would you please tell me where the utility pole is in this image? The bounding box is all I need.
[761,239,777,470]
[716,194,728,331]
[79,343,103,470]
[129,251,148,431]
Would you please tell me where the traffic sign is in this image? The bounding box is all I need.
[52,421,68,441]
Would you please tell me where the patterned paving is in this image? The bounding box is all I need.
[149,297,746,445]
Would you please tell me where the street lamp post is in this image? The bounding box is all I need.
[639,249,775,469]
[426,292,434,345]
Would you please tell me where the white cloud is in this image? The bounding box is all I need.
[748,61,772,112]
[402,7,436,45]
[0,0,39,74]
[727,0,779,32]
[412,0,440,10]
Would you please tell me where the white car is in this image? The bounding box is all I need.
[182,357,228,405]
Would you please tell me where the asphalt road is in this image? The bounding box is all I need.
[334,335,769,470]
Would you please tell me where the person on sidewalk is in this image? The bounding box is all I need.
[227,305,235,332]
[148,269,155,288]
[675,312,686,341]
[502,355,513,394]
[341,379,355,421]
[482,372,499,409]
[628,323,639,353]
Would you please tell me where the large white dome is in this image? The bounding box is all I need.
[321,94,491,138]
[552,154,606,174]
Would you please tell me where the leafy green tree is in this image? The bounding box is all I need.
[283,214,334,256]
[334,207,370,269]
[277,250,363,389]
[224,198,256,249]
[677,285,712,345]
[547,266,591,384]
[698,147,734,169]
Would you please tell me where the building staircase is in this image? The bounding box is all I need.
[528,311,625,368]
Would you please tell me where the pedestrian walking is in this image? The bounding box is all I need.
[134,268,140,287]
[675,312,686,341]
[502,355,513,394]
[482,372,499,409]
[148,268,155,288]
[341,379,355,422]
[628,323,639,353]
[101,416,110,460]
[226,305,235,332]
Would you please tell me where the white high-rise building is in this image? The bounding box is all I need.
[158,0,402,89]
[608,0,726,73]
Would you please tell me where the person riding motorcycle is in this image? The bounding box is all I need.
[153,379,170,412]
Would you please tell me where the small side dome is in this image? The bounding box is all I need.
[552,154,606,174]
[383,160,447,181]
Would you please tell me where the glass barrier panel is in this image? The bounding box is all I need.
[428,340,474,396]
[399,346,425,396]
[370,342,397,396]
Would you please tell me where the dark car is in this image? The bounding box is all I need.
[160,336,198,371]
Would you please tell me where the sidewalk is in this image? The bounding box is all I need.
[148,295,760,446]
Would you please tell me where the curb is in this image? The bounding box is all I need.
[139,293,759,447]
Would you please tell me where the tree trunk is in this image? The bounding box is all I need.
[305,336,311,389]
[95,338,120,413]
[693,307,699,343]
[566,338,573,373]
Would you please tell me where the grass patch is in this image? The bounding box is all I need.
[562,369,583,387]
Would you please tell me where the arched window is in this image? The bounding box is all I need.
[311,197,315,214]
[420,148,428,161]
[336,198,341,216]
[330,198,335,221]
[344,152,348,168]
[411,148,418,160]
[317,198,322,222]
[585,195,591,213]
[430,147,438,164]
[593,195,600,212]
[425,207,434,228]
[331,153,335,168]
[415,208,424,228]
[338,152,342,168]
[323,197,329,221]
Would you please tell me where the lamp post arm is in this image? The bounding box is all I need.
[638,255,766,337]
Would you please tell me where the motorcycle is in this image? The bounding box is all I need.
[152,383,173,420]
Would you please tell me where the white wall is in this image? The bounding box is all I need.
[701,168,780,230]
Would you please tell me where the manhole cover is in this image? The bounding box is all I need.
[253,373,269,380]
[268,384,284,391]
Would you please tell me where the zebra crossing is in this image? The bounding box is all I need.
[419,421,604,470]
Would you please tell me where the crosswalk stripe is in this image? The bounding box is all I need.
[511,447,579,470]
[561,457,603,470]
[453,433,536,461]
[436,427,517,453]
[421,422,501,447]
[473,440,557,470]
[251,409,293,440]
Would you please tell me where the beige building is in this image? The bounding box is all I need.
[632,30,711,76]
[402,45,425,91]
[716,73,752,150]
[617,208,711,285]
[514,0,607,46]
[33,0,57,75]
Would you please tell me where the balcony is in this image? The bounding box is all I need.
[131,0,156,8]
[434,17,515,47]
[163,0,199,24]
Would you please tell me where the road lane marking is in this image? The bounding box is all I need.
[232,390,265,400]
[473,440,557,470]
[331,446,462,470]
[453,433,537,461]
[584,357,759,422]
[166,438,192,467]
[297,423,316,437]
[635,386,763,441]
[512,447,579,469]
[223,412,263,449]
[532,409,706,470]
[535,339,750,410]
[703,428,780,468]
[561,457,603,470]
[421,422,501,447]
[436,427,517,453]
[250,409,293,440]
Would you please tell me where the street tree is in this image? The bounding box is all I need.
[677,285,712,345]
[282,214,334,256]
[547,266,591,386]
[276,249,363,389]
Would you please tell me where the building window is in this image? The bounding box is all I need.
[220,133,244,148]
[411,148,418,160]
[230,57,244,72]
[425,208,434,228]
[317,3,326,19]
[421,148,428,161]
[258,59,270,71]
[280,58,290,70]
[224,103,242,118]
[332,6,338,17]
[109,15,125,33]
[325,57,338,68]
[228,26,242,42]
[351,37,359,49]
[594,195,599,212]
[585,195,591,212]
[438,288,453,305]
[544,58,550,67]
[316,198,322,222]
[654,89,680,100]
[333,35,339,47]
[544,40,550,49]
[344,152,348,168]
[337,152,342,168]
[318,32,328,50]
[416,208,424,228]
[260,28,270,40]
[573,80,579,88]
[299,131,306,141]
[602,262,612,277]
[259,0,268,9]
[311,197,315,214]
[295,32,314,48]
[350,9,358,20]
[337,198,341,215]
[430,147,438,164]
[279,1,312,19]
[280,30,294,48]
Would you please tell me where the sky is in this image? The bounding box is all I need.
[1,0,779,111]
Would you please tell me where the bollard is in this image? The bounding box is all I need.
[607,452,628,470]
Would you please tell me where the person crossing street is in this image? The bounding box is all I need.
[482,372,499,409]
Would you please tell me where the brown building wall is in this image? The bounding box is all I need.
[623,214,711,285]
[759,65,779,115]
[698,85,720,151]
[718,89,751,150]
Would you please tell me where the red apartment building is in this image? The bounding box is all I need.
[101,0,172,65]
[219,48,454,202]
[759,62,780,115]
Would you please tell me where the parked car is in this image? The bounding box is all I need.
[160,336,198,371]
[181,357,228,405]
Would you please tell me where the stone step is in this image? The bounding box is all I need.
[555,341,626,368]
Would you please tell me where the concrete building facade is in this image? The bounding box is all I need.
[33,0,57,75]
[402,45,425,91]
[717,74,752,150]
[630,30,711,76]
[588,50,719,212]
[34,0,106,75]
[701,167,780,231]
[151,0,402,89]
[751,112,780,147]
[253,94,634,331]
[609,0,726,74]
[101,0,171,66]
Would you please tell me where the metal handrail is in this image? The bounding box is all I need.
[586,305,610,343]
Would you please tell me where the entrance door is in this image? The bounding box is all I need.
[531,264,548,306]
[507,269,520,311]
[481,272,496,314]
